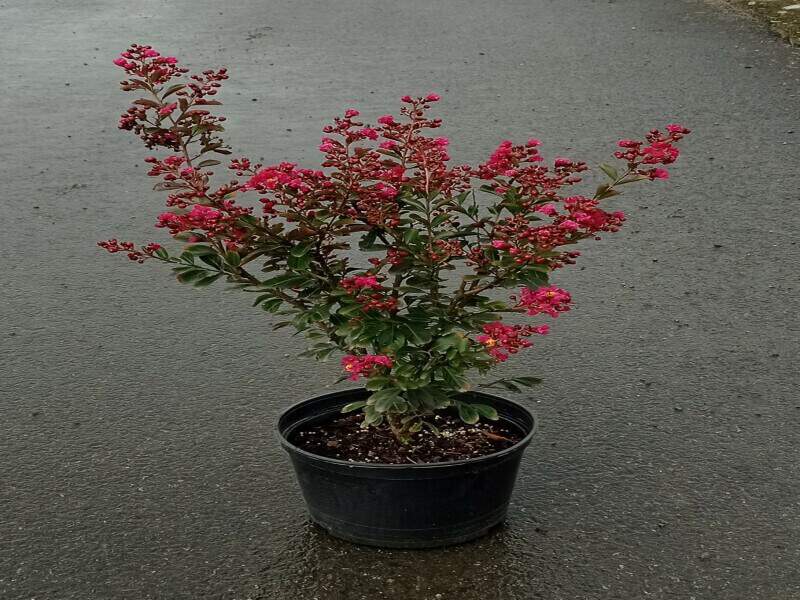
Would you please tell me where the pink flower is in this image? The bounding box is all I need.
[158,102,177,116]
[354,275,380,288]
[536,203,557,216]
[319,137,337,152]
[377,115,396,125]
[559,219,579,231]
[554,157,573,168]
[379,140,398,150]
[156,205,224,234]
[526,138,541,147]
[143,49,160,58]
[342,275,382,293]
[649,168,670,180]
[344,109,360,118]
[666,124,690,134]
[642,141,679,165]
[374,182,398,198]
[425,93,441,102]
[516,286,573,318]
[492,239,511,250]
[400,95,413,103]
[341,354,394,380]
[476,321,547,362]
[358,127,379,140]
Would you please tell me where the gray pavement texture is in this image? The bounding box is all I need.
[1,1,799,599]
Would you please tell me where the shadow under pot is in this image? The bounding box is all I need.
[277,388,537,549]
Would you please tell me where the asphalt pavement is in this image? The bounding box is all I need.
[1,1,799,598]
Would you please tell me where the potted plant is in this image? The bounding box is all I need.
[101,44,691,548]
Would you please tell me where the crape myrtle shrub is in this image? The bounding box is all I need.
[101,45,690,442]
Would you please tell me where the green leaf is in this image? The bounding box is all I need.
[261,298,283,312]
[595,183,621,200]
[198,253,222,268]
[408,421,423,433]
[484,380,521,392]
[184,244,215,255]
[403,228,420,245]
[510,376,543,387]
[197,159,222,168]
[224,251,241,266]
[432,334,457,352]
[287,253,311,269]
[517,268,549,289]
[472,403,499,421]
[365,376,391,391]
[599,163,619,181]
[175,269,205,283]
[482,376,543,392]
[341,401,366,413]
[261,272,307,288]
[193,273,222,287]
[371,388,402,412]
[457,402,480,425]
[291,242,314,257]
[363,405,384,426]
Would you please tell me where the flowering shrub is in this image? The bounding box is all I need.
[101,44,691,442]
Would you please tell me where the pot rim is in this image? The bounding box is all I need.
[276,387,538,470]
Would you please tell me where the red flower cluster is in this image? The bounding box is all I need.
[101,45,693,397]
[156,204,248,238]
[113,45,228,152]
[97,239,161,263]
[113,44,183,83]
[476,322,549,362]
[476,139,587,200]
[515,286,573,317]
[242,162,333,215]
[341,354,394,381]
[341,275,397,312]
[341,275,382,292]
[615,124,690,180]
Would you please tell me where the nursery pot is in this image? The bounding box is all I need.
[277,388,536,549]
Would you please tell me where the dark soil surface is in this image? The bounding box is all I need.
[292,413,521,464]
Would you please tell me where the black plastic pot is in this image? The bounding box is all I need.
[277,388,536,548]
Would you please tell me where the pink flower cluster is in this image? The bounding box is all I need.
[342,275,382,292]
[562,196,625,235]
[515,286,573,317]
[476,139,587,198]
[113,44,228,152]
[476,322,549,362]
[341,354,394,381]
[477,139,543,180]
[341,275,398,312]
[97,239,161,263]
[102,46,694,391]
[156,204,246,238]
[113,44,183,84]
[243,163,334,215]
[615,124,690,180]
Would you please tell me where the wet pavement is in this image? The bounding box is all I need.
[1,1,799,598]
